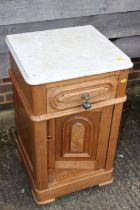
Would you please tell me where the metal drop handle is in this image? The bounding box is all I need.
[81,93,91,110]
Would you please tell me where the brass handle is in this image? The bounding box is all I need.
[81,93,91,110]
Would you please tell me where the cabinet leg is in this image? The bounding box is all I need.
[99,178,113,187]
[32,190,55,205]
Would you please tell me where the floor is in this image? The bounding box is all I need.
[0,86,140,210]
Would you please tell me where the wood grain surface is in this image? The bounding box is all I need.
[10,53,129,204]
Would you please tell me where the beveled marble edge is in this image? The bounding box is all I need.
[6,36,31,82]
[6,27,133,85]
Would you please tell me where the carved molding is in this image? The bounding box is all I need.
[62,115,94,158]
[48,77,118,111]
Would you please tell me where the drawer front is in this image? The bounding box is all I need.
[47,76,118,113]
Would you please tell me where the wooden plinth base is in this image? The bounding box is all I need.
[16,139,113,204]
[99,178,113,186]
[32,190,55,205]
[32,171,113,204]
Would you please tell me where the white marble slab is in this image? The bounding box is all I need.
[6,25,133,85]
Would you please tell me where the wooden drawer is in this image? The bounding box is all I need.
[47,76,118,113]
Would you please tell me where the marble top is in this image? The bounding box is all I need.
[6,25,133,85]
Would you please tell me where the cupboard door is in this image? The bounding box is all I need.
[48,106,113,170]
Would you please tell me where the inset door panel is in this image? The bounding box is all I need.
[55,111,100,163]
[61,115,97,159]
[48,106,113,169]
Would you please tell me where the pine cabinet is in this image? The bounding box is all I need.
[10,63,129,204]
[6,26,133,204]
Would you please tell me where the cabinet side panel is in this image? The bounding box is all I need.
[10,54,33,109]
[14,85,34,167]
[13,84,48,191]
[105,70,129,170]
[105,103,123,170]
